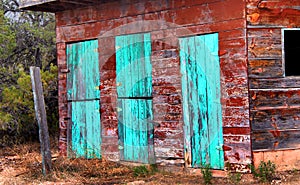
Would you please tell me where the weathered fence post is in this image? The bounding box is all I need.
[30,66,52,175]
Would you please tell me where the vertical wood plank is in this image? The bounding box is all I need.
[144,33,152,97]
[66,44,73,101]
[203,33,224,169]
[195,36,209,167]
[67,40,101,159]
[187,36,202,167]
[147,99,155,164]
[138,100,147,162]
[180,37,192,167]
[117,99,124,160]
[180,33,224,169]
[85,41,101,158]
[30,66,52,175]
[116,33,152,98]
[71,101,86,157]
[116,33,153,163]
[116,35,125,97]
[86,100,101,158]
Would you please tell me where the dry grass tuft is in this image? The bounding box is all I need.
[1,142,135,184]
[1,142,300,185]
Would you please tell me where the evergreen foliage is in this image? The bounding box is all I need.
[0,0,57,145]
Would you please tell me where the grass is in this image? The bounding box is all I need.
[228,172,242,184]
[201,164,212,184]
[133,164,159,177]
[1,143,300,184]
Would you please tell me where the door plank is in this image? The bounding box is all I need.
[71,101,86,157]
[180,37,192,166]
[180,33,224,169]
[144,33,152,97]
[67,40,100,101]
[201,33,224,169]
[85,40,100,100]
[67,40,101,159]
[86,100,101,158]
[116,33,153,163]
[195,36,209,167]
[187,36,202,167]
[116,33,152,98]
[119,99,150,163]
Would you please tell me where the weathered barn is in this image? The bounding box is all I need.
[20,0,300,172]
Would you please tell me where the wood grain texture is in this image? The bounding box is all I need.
[116,33,152,98]
[250,89,300,109]
[252,129,300,151]
[248,59,283,78]
[249,77,300,89]
[66,40,101,158]
[67,40,100,101]
[180,33,224,169]
[246,0,300,156]
[116,33,154,163]
[251,108,300,131]
[53,0,250,169]
[248,29,282,59]
[118,99,153,163]
[247,0,300,27]
[30,67,52,175]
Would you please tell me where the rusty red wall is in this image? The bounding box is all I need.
[56,0,250,171]
[247,0,300,153]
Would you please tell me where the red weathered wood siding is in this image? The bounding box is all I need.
[56,0,250,171]
[247,0,300,151]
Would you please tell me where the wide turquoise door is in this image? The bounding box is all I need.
[66,40,101,159]
[179,33,224,169]
[116,33,154,163]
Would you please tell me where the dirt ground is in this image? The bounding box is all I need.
[1,143,300,185]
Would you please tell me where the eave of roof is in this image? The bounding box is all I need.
[19,0,102,12]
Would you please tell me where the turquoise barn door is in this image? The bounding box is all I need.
[66,40,101,159]
[116,33,154,163]
[180,33,224,169]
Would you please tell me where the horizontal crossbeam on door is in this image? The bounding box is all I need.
[118,97,153,100]
[67,98,100,102]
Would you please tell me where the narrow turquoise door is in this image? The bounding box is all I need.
[179,33,224,169]
[116,33,154,163]
[66,40,101,159]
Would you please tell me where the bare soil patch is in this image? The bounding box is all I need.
[1,143,300,185]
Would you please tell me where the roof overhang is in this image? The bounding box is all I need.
[19,0,101,12]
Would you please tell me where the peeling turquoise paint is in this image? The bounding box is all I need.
[180,33,224,169]
[116,33,154,163]
[116,33,152,98]
[66,40,101,159]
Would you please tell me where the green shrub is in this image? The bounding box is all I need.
[250,160,276,183]
[228,172,242,184]
[201,164,212,185]
[133,165,149,177]
[133,164,159,177]
[0,65,58,145]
